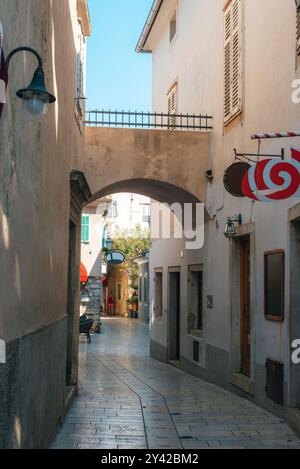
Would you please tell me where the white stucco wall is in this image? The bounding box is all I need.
[146,0,300,392]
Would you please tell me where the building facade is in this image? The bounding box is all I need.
[0,0,91,448]
[138,0,300,428]
[80,198,114,307]
[80,193,150,310]
[135,252,150,324]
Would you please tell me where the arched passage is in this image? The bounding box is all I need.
[84,126,210,204]
[88,178,200,205]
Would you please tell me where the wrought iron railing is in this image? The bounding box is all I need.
[84,110,213,131]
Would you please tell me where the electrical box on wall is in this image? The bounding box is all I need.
[265,359,284,405]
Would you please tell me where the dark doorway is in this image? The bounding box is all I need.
[66,220,77,385]
[168,271,181,361]
[290,219,300,408]
[240,236,251,376]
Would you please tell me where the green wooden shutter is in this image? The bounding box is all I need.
[85,216,89,242]
[81,216,85,242]
[81,215,90,243]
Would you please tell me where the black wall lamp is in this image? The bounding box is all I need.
[224,214,242,240]
[5,47,56,118]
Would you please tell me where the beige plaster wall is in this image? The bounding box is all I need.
[146,0,300,387]
[0,0,86,341]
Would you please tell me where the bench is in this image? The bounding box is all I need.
[79,317,94,344]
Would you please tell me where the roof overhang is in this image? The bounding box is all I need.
[134,252,150,265]
[136,0,164,53]
[77,0,92,37]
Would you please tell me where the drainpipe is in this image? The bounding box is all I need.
[136,0,164,53]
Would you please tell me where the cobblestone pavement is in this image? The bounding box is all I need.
[52,318,300,449]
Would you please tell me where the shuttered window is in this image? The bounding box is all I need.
[81,215,90,243]
[297,4,300,56]
[76,21,87,117]
[224,0,243,123]
[167,83,177,129]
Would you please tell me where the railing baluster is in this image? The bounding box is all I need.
[84,110,212,131]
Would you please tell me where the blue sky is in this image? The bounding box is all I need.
[86,0,153,111]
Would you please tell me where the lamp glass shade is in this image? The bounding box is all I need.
[22,91,48,117]
[17,66,56,117]
[224,221,236,239]
[105,238,113,251]
[106,250,125,265]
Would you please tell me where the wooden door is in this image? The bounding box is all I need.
[240,237,251,376]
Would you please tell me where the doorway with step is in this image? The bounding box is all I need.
[230,226,255,394]
[240,236,251,377]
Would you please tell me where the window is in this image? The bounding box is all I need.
[108,201,118,219]
[81,215,90,243]
[76,21,87,118]
[188,266,203,332]
[142,204,151,224]
[167,83,177,129]
[297,2,300,56]
[170,11,177,44]
[224,0,243,123]
[143,275,148,303]
[264,251,285,321]
[139,276,142,302]
[117,283,122,301]
[154,270,163,317]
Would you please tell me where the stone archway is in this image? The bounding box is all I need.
[83,126,210,204]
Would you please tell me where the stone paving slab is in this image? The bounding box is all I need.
[51,319,300,450]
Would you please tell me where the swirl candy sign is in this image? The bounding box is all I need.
[224,148,300,202]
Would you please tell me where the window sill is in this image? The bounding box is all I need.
[189,330,203,339]
[224,109,243,130]
[169,34,178,50]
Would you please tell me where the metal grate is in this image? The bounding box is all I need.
[265,359,284,405]
[84,110,213,131]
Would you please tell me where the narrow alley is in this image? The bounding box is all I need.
[52,319,300,450]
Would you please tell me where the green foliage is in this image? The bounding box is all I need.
[129,294,139,304]
[112,224,151,286]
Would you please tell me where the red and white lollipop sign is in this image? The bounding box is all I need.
[224,148,300,202]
